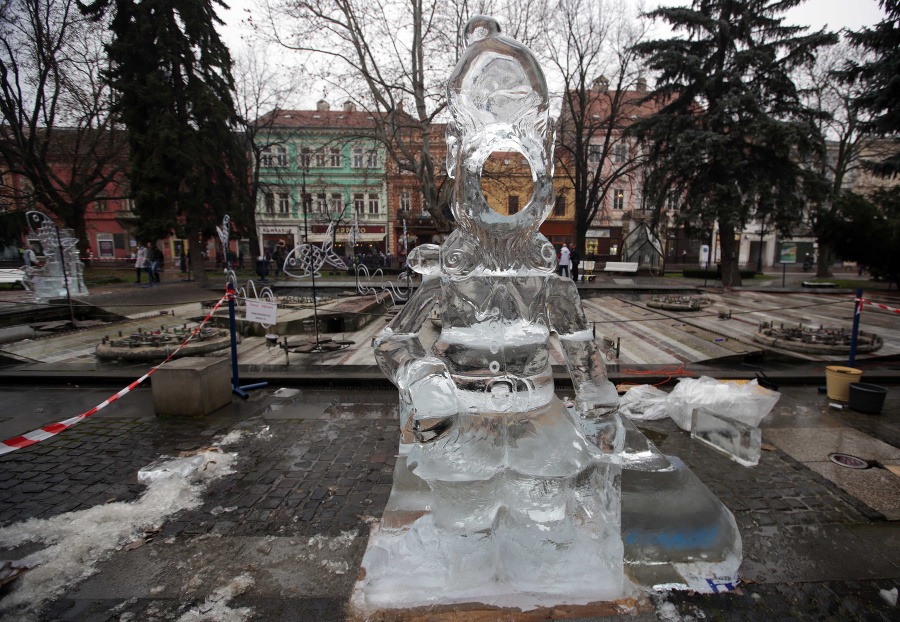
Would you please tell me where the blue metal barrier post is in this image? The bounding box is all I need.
[227,282,268,398]
[848,288,863,367]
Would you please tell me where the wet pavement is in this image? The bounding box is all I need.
[0,276,898,621]
[0,381,897,621]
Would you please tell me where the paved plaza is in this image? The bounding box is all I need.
[0,274,898,621]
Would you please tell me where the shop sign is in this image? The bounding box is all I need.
[310,224,385,234]
[587,228,611,238]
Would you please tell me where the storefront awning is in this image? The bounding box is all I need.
[305,233,385,244]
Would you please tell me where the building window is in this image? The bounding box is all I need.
[613,142,627,163]
[264,192,275,214]
[553,195,565,216]
[300,147,312,169]
[278,192,289,214]
[352,148,363,168]
[329,147,341,167]
[507,195,519,215]
[368,193,379,214]
[365,149,378,167]
[261,145,288,167]
[400,190,411,212]
[612,188,625,211]
[301,192,312,213]
[316,192,327,213]
[315,147,327,167]
[353,193,365,214]
[329,192,342,213]
[588,146,602,165]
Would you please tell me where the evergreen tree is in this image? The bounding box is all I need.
[632,0,835,287]
[80,0,248,274]
[842,0,900,177]
[819,189,900,288]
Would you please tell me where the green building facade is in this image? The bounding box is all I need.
[254,102,388,261]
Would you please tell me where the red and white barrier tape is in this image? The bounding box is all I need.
[0,294,228,456]
[860,298,900,314]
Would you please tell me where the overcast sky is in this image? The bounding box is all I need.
[217,0,889,108]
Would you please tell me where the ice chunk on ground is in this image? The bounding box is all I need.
[138,455,206,484]
[691,407,762,467]
[667,377,780,431]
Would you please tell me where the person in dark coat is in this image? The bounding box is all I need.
[570,243,580,282]
[151,245,164,282]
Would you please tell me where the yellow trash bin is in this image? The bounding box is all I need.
[825,366,863,401]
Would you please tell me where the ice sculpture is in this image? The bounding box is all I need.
[354,16,741,613]
[24,211,88,300]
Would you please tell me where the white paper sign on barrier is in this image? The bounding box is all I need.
[245,299,277,325]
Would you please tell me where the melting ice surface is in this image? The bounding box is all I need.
[359,15,741,611]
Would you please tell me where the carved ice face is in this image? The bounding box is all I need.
[446,16,555,239]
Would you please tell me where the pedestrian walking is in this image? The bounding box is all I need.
[570,243,580,283]
[23,243,38,268]
[135,244,148,284]
[151,245,164,282]
[558,243,571,278]
[272,241,285,277]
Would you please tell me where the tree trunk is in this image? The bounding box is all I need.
[717,221,742,288]
[816,242,834,277]
[191,233,209,284]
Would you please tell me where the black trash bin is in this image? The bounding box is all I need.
[848,382,888,414]
[256,258,270,281]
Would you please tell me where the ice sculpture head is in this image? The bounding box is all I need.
[446,16,555,241]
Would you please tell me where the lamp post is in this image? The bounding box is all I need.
[300,188,322,349]
[757,216,766,274]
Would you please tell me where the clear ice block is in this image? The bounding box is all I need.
[691,407,762,467]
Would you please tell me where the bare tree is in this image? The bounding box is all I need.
[800,40,886,277]
[257,0,552,233]
[233,43,303,255]
[0,0,125,250]
[546,0,650,251]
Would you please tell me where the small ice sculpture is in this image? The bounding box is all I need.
[24,211,88,300]
[361,17,624,610]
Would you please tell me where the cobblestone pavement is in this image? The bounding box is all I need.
[0,384,897,621]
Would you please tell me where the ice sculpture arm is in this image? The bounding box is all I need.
[373,279,458,423]
[547,277,618,414]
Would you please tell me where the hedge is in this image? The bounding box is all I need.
[682,267,758,279]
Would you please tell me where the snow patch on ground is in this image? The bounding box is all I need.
[320,560,350,575]
[0,446,238,621]
[294,531,357,574]
[654,598,686,622]
[176,573,254,622]
[218,426,272,446]
[307,530,358,551]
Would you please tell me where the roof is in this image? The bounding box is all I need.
[563,88,668,129]
[254,109,380,130]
